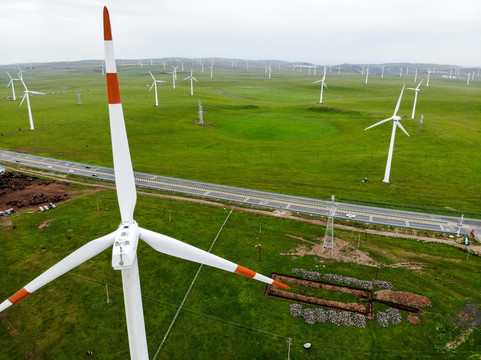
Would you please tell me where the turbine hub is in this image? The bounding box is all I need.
[393,115,402,121]
[112,221,140,270]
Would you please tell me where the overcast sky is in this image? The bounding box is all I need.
[1,0,480,66]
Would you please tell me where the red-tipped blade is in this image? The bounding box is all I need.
[103,7,112,41]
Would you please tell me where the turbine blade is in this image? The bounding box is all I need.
[149,71,155,81]
[416,79,423,89]
[139,228,289,289]
[7,79,12,88]
[193,77,198,82]
[313,79,322,83]
[392,85,405,117]
[29,91,46,95]
[19,93,27,106]
[364,117,393,130]
[5,71,12,80]
[396,121,410,137]
[0,232,115,312]
[104,7,137,224]
[149,81,155,91]
[323,82,327,88]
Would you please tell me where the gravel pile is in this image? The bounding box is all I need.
[290,304,303,318]
[290,304,367,328]
[292,268,321,280]
[323,273,393,290]
[377,308,402,327]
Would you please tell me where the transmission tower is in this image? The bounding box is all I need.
[198,100,204,125]
[322,195,336,253]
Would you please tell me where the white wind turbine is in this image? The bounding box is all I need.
[426,68,431,87]
[364,85,409,183]
[414,68,418,82]
[149,71,165,106]
[209,64,214,79]
[365,66,369,84]
[6,71,21,100]
[0,8,289,360]
[168,66,178,89]
[183,68,198,96]
[381,66,385,78]
[407,79,423,119]
[19,75,46,130]
[313,67,327,104]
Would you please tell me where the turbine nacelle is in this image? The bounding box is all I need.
[112,221,140,270]
[393,115,402,121]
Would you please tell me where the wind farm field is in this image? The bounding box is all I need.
[0,62,480,215]
[0,188,480,359]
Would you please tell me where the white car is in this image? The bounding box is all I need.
[346,213,356,218]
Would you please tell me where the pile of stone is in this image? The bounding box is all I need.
[292,268,321,280]
[289,304,367,328]
[323,273,393,290]
[376,308,402,327]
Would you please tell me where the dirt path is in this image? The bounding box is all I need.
[11,168,481,256]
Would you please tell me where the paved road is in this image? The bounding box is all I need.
[1,149,479,237]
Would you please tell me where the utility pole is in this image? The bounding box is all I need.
[287,338,292,360]
[322,195,336,253]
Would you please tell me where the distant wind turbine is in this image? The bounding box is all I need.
[149,71,166,106]
[365,66,369,84]
[313,67,327,104]
[183,69,198,96]
[414,68,418,82]
[209,64,214,79]
[6,71,20,100]
[407,79,423,119]
[381,66,385,78]
[364,85,408,183]
[168,66,178,89]
[426,68,431,87]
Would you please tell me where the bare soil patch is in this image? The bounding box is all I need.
[281,235,378,267]
[38,218,56,229]
[451,300,481,330]
[0,172,97,213]
[374,290,431,308]
[407,315,421,324]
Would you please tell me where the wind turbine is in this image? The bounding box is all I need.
[426,68,431,87]
[313,67,327,104]
[0,8,289,360]
[407,79,423,119]
[414,68,418,82]
[19,75,46,130]
[381,66,385,78]
[364,85,409,184]
[209,64,214,79]
[365,66,369,84]
[168,66,178,89]
[268,64,272,79]
[6,71,20,100]
[149,71,165,106]
[183,69,198,96]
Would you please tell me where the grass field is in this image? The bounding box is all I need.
[0,62,480,215]
[0,188,480,359]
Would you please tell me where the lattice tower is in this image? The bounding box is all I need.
[322,195,336,253]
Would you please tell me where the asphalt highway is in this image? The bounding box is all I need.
[1,149,479,237]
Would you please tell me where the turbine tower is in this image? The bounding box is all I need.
[183,69,198,96]
[322,195,336,254]
[364,85,409,183]
[365,65,369,84]
[0,8,289,360]
[381,66,385,78]
[209,64,214,79]
[407,79,423,119]
[313,67,327,104]
[149,71,165,106]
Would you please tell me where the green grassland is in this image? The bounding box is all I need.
[0,189,480,359]
[0,63,480,214]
